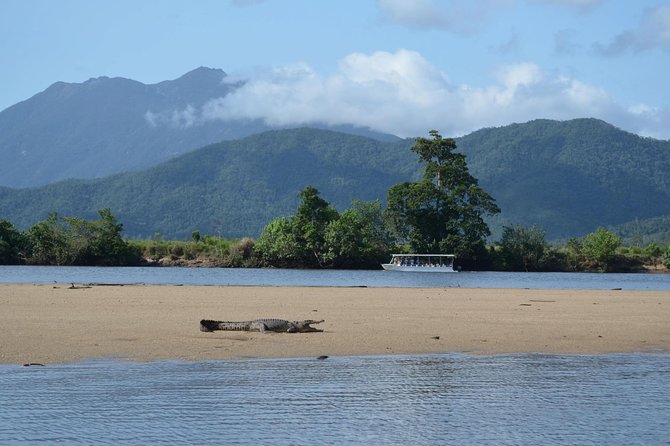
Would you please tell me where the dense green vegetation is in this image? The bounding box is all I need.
[496,225,548,271]
[609,215,670,246]
[490,224,668,272]
[457,118,670,240]
[255,187,392,268]
[2,129,667,272]
[385,131,500,269]
[0,128,416,240]
[2,119,669,242]
[1,206,667,271]
[1,209,140,266]
[130,235,257,267]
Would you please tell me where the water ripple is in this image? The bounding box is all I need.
[1,354,669,445]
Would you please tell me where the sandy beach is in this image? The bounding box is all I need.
[1,284,668,364]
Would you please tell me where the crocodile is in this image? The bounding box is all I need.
[200,318,324,333]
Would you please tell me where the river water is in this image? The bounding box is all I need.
[1,266,669,444]
[1,265,669,289]
[1,354,669,445]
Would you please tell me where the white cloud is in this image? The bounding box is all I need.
[377,0,511,34]
[144,105,200,129]
[153,49,669,139]
[595,4,670,55]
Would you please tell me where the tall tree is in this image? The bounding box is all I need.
[292,186,339,266]
[385,130,500,263]
[255,186,339,267]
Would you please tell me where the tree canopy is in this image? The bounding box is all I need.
[23,209,139,266]
[254,186,393,268]
[385,130,500,264]
[497,225,548,271]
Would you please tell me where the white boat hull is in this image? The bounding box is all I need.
[381,264,456,273]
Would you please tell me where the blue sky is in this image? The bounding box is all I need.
[2,0,669,138]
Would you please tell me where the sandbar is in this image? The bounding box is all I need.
[1,284,668,364]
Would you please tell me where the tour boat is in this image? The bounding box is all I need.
[381,254,457,272]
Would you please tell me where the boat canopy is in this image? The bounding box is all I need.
[389,254,455,267]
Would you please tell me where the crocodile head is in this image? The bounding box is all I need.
[290,319,325,333]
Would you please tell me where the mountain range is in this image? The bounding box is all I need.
[1,118,669,241]
[0,67,391,188]
[1,68,669,242]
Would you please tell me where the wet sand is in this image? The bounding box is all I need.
[1,284,668,364]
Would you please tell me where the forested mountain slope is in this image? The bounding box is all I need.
[0,128,416,238]
[1,119,668,240]
[458,118,670,238]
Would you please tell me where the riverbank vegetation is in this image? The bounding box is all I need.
[1,208,668,272]
[1,131,668,272]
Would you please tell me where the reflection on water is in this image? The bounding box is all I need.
[1,265,670,289]
[1,354,669,445]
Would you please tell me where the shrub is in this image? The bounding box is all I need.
[663,247,670,269]
[581,228,621,271]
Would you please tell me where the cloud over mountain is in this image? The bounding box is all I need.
[187,50,668,139]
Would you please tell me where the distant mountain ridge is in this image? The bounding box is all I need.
[1,119,669,241]
[0,128,417,238]
[0,67,396,188]
[457,118,670,238]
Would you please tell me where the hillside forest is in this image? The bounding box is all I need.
[2,133,669,272]
[2,119,670,245]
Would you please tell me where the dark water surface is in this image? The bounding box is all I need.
[1,265,669,289]
[1,354,668,445]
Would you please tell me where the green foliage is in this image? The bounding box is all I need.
[497,225,548,271]
[610,216,670,245]
[3,120,670,242]
[89,208,137,265]
[228,237,256,267]
[27,213,72,265]
[24,209,139,266]
[255,187,392,268]
[0,128,416,240]
[129,233,256,267]
[457,118,670,240]
[255,186,339,267]
[384,131,499,265]
[0,219,27,264]
[293,186,340,266]
[663,247,670,269]
[644,242,663,257]
[325,200,393,268]
[254,217,301,266]
[581,228,621,270]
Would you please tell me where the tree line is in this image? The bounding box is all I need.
[2,131,669,271]
[0,209,140,266]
